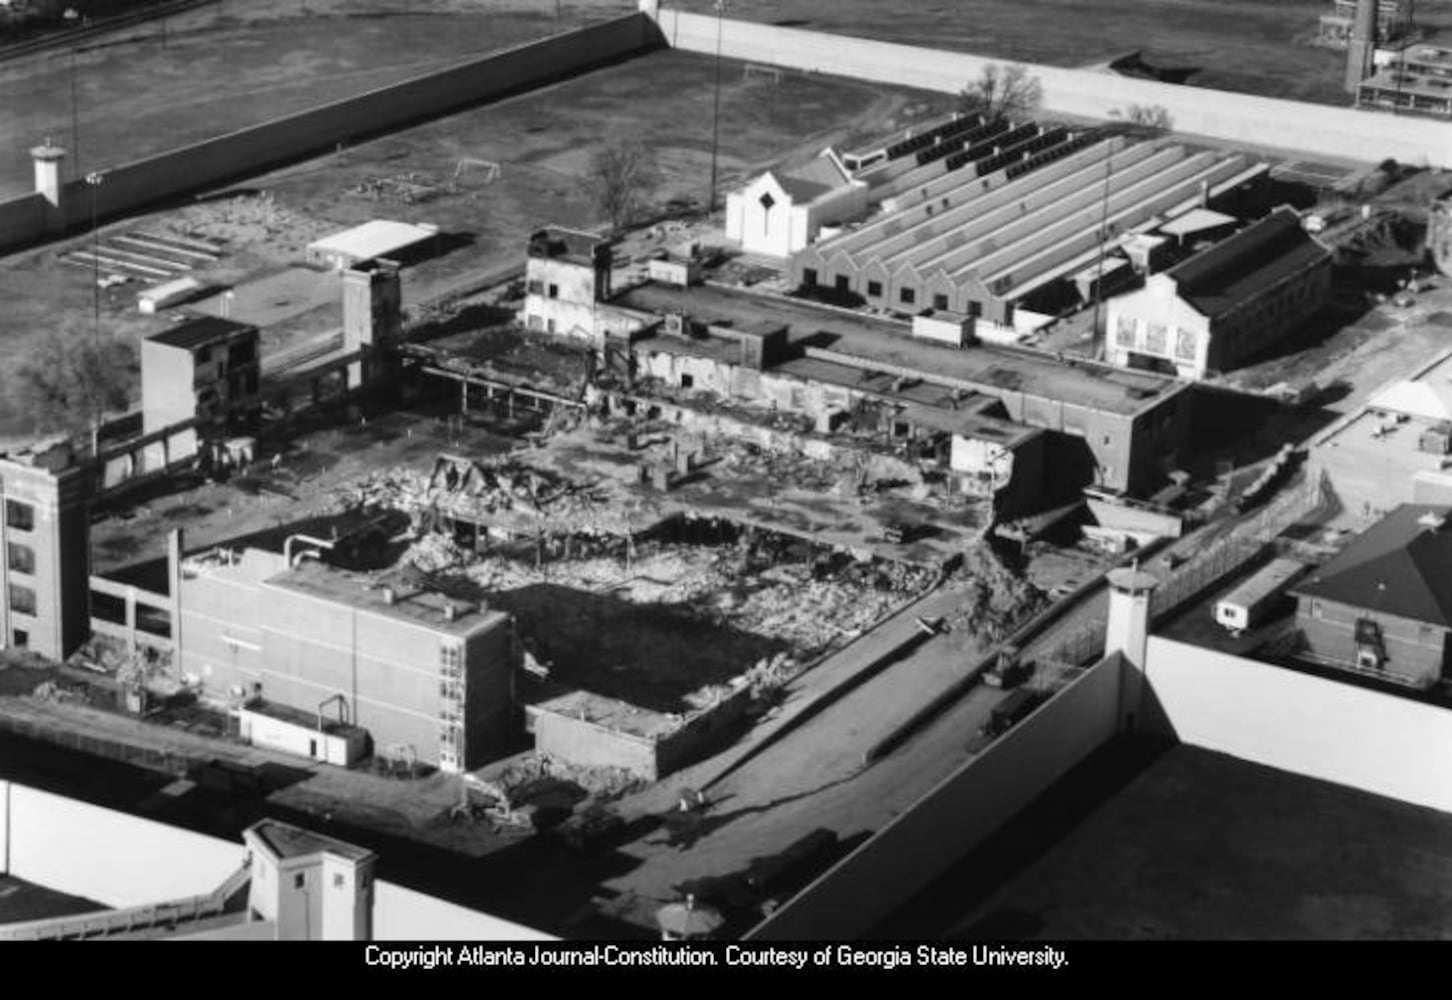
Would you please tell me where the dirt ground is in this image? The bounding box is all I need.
[669,0,1452,107]
[0,1,629,198]
[0,38,929,442]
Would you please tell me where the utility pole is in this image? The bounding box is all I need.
[707,0,725,217]
[86,171,105,342]
[1089,147,1113,358]
[69,48,80,181]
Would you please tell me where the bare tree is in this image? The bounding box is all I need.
[10,330,135,442]
[588,140,659,233]
[957,63,1044,124]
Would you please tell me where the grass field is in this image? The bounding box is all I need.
[0,0,635,199]
[671,0,1452,107]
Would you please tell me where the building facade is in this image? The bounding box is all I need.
[1290,504,1452,689]
[140,317,261,464]
[1105,208,1332,380]
[724,156,866,259]
[176,546,518,772]
[0,444,90,660]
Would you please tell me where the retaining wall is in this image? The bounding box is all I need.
[0,14,660,253]
[1143,636,1452,813]
[653,10,1452,168]
[373,880,555,941]
[1,780,242,907]
[746,654,1123,939]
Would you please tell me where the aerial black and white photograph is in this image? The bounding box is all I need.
[0,0,1449,952]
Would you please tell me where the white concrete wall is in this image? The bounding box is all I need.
[748,655,1124,939]
[0,782,8,874]
[1144,636,1452,813]
[653,11,1452,168]
[5,783,243,907]
[373,880,556,941]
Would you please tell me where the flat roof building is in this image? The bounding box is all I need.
[175,542,517,773]
[306,220,438,271]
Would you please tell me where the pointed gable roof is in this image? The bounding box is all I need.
[1292,504,1452,628]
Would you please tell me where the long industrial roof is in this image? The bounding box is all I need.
[1168,207,1330,320]
[615,282,1181,416]
[800,132,1267,306]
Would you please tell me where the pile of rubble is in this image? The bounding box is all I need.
[941,543,1048,644]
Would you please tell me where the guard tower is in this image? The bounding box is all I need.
[1105,564,1160,731]
[242,819,377,941]
[30,140,67,233]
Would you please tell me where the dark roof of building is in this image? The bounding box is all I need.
[528,226,611,264]
[775,156,851,202]
[1168,207,1331,320]
[247,819,375,863]
[147,316,256,351]
[1292,504,1452,627]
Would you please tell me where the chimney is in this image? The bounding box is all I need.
[380,586,395,605]
[443,602,457,622]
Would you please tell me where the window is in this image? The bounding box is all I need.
[1115,315,1137,348]
[680,373,694,389]
[758,191,776,211]
[8,584,36,616]
[1144,323,1168,355]
[802,268,818,287]
[196,346,211,365]
[7,543,34,575]
[526,280,544,295]
[4,500,33,532]
[547,284,559,299]
[294,873,306,889]
[900,287,916,306]
[334,874,346,889]
[933,294,949,311]
[834,275,850,293]
[11,629,27,648]
[867,281,883,298]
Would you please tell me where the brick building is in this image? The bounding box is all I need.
[1290,504,1452,689]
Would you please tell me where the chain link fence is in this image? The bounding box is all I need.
[1044,470,1335,666]
[0,712,199,779]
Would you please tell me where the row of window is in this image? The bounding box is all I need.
[526,280,561,299]
[802,268,988,314]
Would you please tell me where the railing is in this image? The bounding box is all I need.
[0,712,203,778]
[0,862,250,941]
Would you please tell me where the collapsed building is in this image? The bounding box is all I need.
[518,227,1190,503]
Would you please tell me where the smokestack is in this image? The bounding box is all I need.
[1345,0,1378,93]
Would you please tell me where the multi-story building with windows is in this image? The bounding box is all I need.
[0,443,90,660]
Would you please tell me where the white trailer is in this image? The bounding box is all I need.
[1214,557,1310,635]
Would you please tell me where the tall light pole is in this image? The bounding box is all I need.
[1089,145,1113,358]
[707,0,725,217]
[86,171,105,342]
